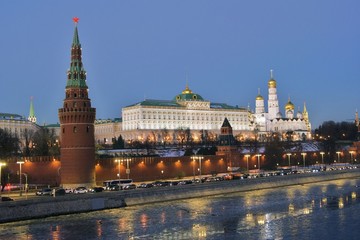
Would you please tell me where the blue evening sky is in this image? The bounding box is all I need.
[0,1,359,129]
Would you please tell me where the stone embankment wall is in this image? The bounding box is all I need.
[1,169,359,223]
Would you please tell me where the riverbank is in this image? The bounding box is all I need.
[0,169,359,223]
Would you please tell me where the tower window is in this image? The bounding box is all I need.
[74,93,77,98]
[73,126,77,133]
[87,125,90,133]
[63,128,65,133]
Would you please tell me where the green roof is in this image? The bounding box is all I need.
[126,99,182,108]
[0,113,25,120]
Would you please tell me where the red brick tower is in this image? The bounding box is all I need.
[58,18,96,188]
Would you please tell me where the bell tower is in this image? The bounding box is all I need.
[58,18,96,188]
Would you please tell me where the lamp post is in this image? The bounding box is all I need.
[192,158,196,181]
[350,151,354,164]
[0,162,5,197]
[320,152,325,164]
[245,154,250,172]
[286,153,291,167]
[336,151,341,163]
[115,159,121,191]
[23,173,28,199]
[256,154,261,170]
[191,155,203,182]
[17,161,24,196]
[124,158,131,179]
[301,153,306,168]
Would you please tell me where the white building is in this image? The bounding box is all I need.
[253,71,311,141]
[121,84,253,142]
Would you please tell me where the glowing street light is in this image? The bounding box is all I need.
[114,159,121,191]
[17,161,25,196]
[286,153,291,167]
[320,152,325,164]
[191,155,204,182]
[256,154,262,170]
[0,162,6,197]
[123,158,131,179]
[336,151,341,163]
[350,151,355,164]
[301,153,306,168]
[245,154,250,171]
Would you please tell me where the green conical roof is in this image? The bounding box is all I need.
[66,23,88,89]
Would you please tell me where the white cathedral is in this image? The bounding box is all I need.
[253,70,311,141]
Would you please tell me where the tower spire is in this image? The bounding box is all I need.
[66,17,87,88]
[28,96,36,123]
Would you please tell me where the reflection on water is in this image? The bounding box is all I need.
[1,178,360,239]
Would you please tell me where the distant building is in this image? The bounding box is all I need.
[0,112,39,149]
[121,84,253,143]
[253,70,311,141]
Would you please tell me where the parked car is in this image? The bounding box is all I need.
[1,196,14,201]
[36,188,52,196]
[123,184,137,190]
[73,187,88,194]
[88,187,104,193]
[65,188,73,194]
[51,188,66,196]
[137,183,153,188]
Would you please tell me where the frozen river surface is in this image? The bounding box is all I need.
[1,177,360,239]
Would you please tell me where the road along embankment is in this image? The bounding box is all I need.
[0,169,359,223]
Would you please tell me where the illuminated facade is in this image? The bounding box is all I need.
[121,84,253,142]
[253,71,311,141]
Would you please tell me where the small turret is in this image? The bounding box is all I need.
[28,96,36,123]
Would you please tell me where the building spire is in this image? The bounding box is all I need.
[270,69,274,79]
[66,17,88,89]
[28,96,36,123]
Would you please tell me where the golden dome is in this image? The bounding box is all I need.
[256,94,264,100]
[182,85,193,94]
[268,79,277,88]
[285,100,295,111]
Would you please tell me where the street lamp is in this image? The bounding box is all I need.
[320,152,325,164]
[336,151,341,163]
[301,153,306,168]
[124,158,131,179]
[191,155,204,182]
[23,173,28,199]
[256,154,261,170]
[0,162,6,196]
[114,159,121,191]
[17,161,24,196]
[245,154,250,172]
[350,151,355,164]
[286,153,291,167]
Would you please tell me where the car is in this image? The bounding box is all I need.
[65,188,73,194]
[73,187,88,194]
[123,184,137,190]
[137,183,153,188]
[88,187,104,193]
[1,196,14,201]
[51,188,66,196]
[36,188,52,196]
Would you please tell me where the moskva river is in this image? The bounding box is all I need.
[1,178,360,240]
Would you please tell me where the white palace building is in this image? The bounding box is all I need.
[118,71,311,144]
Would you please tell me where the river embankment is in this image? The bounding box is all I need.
[0,169,359,223]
